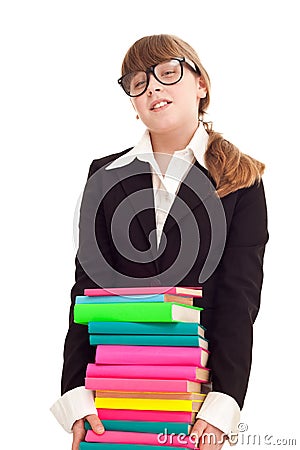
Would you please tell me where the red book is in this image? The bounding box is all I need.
[84,286,202,297]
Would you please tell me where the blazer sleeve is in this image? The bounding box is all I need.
[61,160,115,395]
[208,180,269,409]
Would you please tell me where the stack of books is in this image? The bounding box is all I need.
[74,286,210,450]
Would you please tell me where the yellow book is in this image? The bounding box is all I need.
[94,397,204,412]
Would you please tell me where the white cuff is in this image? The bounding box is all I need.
[50,386,97,432]
[196,391,240,444]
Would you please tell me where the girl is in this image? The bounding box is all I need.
[51,34,268,450]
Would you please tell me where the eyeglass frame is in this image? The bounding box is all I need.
[117,57,201,98]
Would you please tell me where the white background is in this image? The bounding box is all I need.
[1,0,299,448]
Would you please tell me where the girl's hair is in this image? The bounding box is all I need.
[121,34,265,197]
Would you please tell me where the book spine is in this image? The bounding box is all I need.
[95,345,209,367]
[95,392,206,401]
[89,334,206,348]
[74,303,202,325]
[88,321,203,336]
[84,287,178,296]
[84,420,191,434]
[85,430,196,448]
[80,443,191,450]
[76,294,167,304]
[84,287,202,297]
[85,377,201,392]
[96,408,195,422]
[86,364,209,382]
[74,303,172,324]
[94,397,203,412]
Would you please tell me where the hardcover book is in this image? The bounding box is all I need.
[96,408,198,423]
[76,294,193,306]
[84,419,192,434]
[95,392,206,401]
[80,443,194,450]
[84,286,202,297]
[95,345,209,368]
[74,302,202,325]
[88,321,206,337]
[94,397,204,412]
[86,364,210,382]
[89,334,208,349]
[85,429,197,448]
[85,377,203,393]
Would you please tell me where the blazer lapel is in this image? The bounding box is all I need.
[110,158,160,268]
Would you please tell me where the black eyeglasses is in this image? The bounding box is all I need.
[118,57,200,98]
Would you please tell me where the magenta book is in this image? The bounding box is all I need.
[86,364,210,382]
[96,408,197,423]
[85,377,202,392]
[85,430,197,448]
[95,345,209,368]
[84,286,202,297]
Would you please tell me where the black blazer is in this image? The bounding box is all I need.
[61,149,268,410]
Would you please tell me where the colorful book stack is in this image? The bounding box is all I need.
[74,286,210,450]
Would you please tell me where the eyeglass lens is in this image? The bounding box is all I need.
[122,59,183,97]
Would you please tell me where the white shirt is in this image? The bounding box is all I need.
[50,123,240,441]
[105,126,205,249]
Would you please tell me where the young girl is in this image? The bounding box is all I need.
[51,34,268,450]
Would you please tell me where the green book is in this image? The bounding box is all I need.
[89,333,208,349]
[84,420,192,434]
[79,444,187,450]
[88,321,206,337]
[74,302,202,325]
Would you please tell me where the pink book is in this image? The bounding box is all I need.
[97,408,197,423]
[95,345,209,368]
[84,286,202,297]
[85,430,197,448]
[85,377,202,392]
[86,364,210,382]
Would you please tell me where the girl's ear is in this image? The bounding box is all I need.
[197,77,207,99]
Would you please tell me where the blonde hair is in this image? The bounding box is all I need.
[121,34,265,197]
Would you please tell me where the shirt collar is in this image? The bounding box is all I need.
[105,121,209,172]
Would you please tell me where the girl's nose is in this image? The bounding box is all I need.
[147,74,162,96]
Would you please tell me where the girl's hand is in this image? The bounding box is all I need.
[71,414,105,450]
[190,419,226,450]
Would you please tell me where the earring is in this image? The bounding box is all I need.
[136,115,139,120]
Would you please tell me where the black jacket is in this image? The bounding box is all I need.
[61,149,268,409]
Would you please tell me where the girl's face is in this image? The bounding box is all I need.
[131,63,207,135]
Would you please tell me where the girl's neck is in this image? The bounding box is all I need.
[150,122,198,155]
[148,122,199,177]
